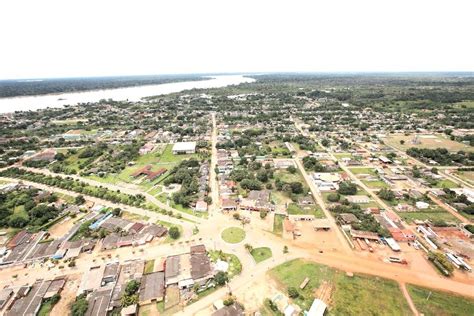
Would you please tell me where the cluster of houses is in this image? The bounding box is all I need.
[78,245,218,315]
[0,277,66,315]
[97,215,168,251]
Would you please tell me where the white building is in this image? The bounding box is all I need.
[172,142,196,154]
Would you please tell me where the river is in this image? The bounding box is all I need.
[0,75,255,113]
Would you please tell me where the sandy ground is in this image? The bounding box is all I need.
[48,216,76,239]
[50,273,81,316]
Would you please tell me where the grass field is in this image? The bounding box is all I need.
[334,152,353,159]
[209,250,242,278]
[287,203,325,218]
[384,134,472,152]
[395,208,460,224]
[349,167,378,176]
[362,179,390,189]
[251,247,272,263]
[221,227,246,244]
[273,214,284,236]
[156,220,183,242]
[270,259,412,315]
[144,260,155,274]
[407,284,474,316]
[432,179,458,189]
[454,170,474,185]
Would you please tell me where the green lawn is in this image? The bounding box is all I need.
[251,247,272,263]
[273,214,284,236]
[349,167,378,176]
[209,250,242,278]
[395,209,460,224]
[221,227,246,244]
[407,284,474,316]
[334,152,353,159]
[433,179,458,189]
[144,260,155,274]
[362,180,390,189]
[270,259,412,315]
[156,220,183,242]
[287,203,325,218]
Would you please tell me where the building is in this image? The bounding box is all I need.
[195,200,208,212]
[346,195,371,204]
[172,142,196,154]
[139,272,165,304]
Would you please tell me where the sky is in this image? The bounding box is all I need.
[1,0,473,79]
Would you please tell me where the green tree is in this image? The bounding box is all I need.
[215,271,229,285]
[169,226,180,239]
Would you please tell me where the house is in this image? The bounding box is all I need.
[212,303,244,316]
[172,142,196,154]
[131,165,166,181]
[221,199,238,211]
[338,213,359,225]
[195,200,208,212]
[274,159,296,169]
[415,201,430,210]
[313,219,331,231]
[346,195,371,204]
[139,143,155,155]
[240,190,274,212]
[139,272,165,304]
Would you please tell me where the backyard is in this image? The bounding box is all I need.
[269,259,412,315]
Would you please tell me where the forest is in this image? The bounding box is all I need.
[0,74,204,98]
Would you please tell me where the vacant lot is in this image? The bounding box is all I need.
[454,171,474,185]
[273,214,284,236]
[221,227,246,244]
[385,134,472,152]
[395,208,460,224]
[269,259,412,315]
[251,247,272,263]
[407,284,474,316]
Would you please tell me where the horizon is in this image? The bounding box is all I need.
[2,71,474,82]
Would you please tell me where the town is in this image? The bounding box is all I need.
[0,74,473,316]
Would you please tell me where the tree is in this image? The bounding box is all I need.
[400,140,405,145]
[244,243,253,252]
[214,271,229,285]
[169,226,180,239]
[283,245,288,254]
[233,213,241,220]
[75,195,85,205]
[327,193,340,202]
[288,286,299,298]
[71,294,89,316]
[290,182,304,194]
[378,188,395,201]
[125,280,140,296]
[260,210,268,219]
[223,297,235,306]
[338,181,357,195]
[321,138,330,147]
[287,166,297,174]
